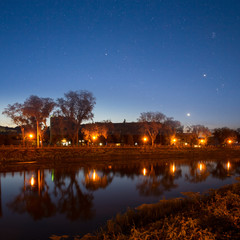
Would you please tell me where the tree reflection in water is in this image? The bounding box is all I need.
[209,161,233,180]
[5,160,240,222]
[185,162,210,183]
[7,169,95,221]
[52,169,95,221]
[8,170,56,220]
[0,174,2,218]
[82,168,113,191]
[137,163,182,197]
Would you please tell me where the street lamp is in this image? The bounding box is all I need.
[29,134,34,139]
[171,138,177,145]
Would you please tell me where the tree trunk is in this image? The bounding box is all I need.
[21,127,25,147]
[76,126,79,146]
[151,138,154,146]
[37,120,40,148]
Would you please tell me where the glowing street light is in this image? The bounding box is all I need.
[29,134,34,139]
[143,137,148,142]
[228,139,232,144]
[171,137,177,145]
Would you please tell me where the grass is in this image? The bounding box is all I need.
[77,181,240,240]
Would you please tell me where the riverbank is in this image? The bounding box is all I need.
[1,146,240,162]
[66,180,240,240]
[1,146,240,172]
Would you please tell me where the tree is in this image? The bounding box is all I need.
[162,117,182,144]
[2,103,29,146]
[186,125,211,145]
[190,125,211,138]
[138,112,166,146]
[56,90,96,145]
[213,127,237,145]
[23,95,56,147]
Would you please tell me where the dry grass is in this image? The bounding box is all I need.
[78,181,240,240]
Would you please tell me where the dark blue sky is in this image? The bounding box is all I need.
[1,0,240,128]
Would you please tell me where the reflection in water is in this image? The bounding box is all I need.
[227,161,231,171]
[185,161,210,183]
[0,174,2,218]
[142,168,147,176]
[30,175,35,187]
[53,169,95,221]
[171,163,176,174]
[83,169,113,191]
[8,170,56,220]
[0,158,239,239]
[137,164,181,197]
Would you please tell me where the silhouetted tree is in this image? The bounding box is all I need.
[2,103,29,146]
[213,127,237,145]
[23,95,55,147]
[162,117,182,144]
[185,124,211,145]
[56,90,96,145]
[138,112,166,146]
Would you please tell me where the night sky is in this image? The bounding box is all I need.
[0,0,240,129]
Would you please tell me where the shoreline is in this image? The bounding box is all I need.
[76,181,240,240]
[1,146,240,172]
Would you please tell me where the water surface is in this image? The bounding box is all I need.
[0,158,239,239]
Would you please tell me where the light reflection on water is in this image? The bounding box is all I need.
[0,159,239,239]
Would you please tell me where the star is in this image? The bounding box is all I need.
[203,73,207,77]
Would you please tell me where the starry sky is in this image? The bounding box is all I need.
[0,0,240,129]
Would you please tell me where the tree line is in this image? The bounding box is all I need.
[2,90,240,147]
[2,90,95,147]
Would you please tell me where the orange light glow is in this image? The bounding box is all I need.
[143,168,147,176]
[92,170,96,181]
[92,136,97,140]
[171,164,176,173]
[143,137,148,142]
[30,176,35,186]
[200,139,205,143]
[199,163,203,171]
[29,134,34,139]
[227,161,231,170]
[228,140,232,144]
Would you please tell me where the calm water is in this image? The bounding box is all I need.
[0,158,239,239]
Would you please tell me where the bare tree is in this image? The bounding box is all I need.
[23,95,56,147]
[2,103,29,146]
[56,90,96,145]
[163,117,182,144]
[138,112,166,146]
